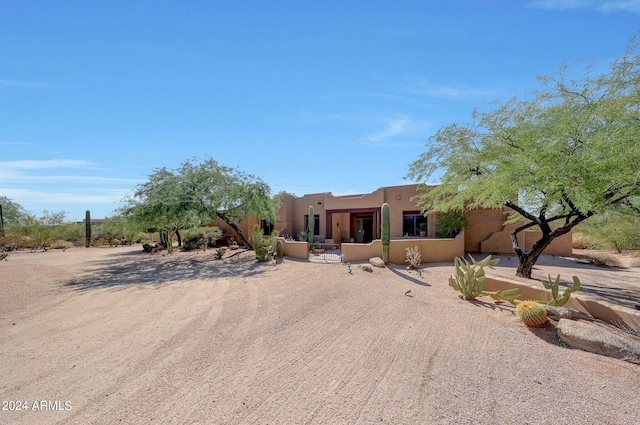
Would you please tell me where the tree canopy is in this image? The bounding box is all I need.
[0,196,28,229]
[407,37,640,278]
[120,158,279,251]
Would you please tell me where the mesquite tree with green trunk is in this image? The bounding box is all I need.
[307,206,314,243]
[85,210,92,248]
[381,203,390,264]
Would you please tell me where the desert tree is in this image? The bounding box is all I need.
[407,36,640,278]
[120,167,199,253]
[178,158,279,249]
[121,158,279,251]
[0,196,28,230]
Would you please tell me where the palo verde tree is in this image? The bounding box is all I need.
[0,196,28,230]
[179,158,279,249]
[121,158,279,251]
[407,37,640,278]
[120,166,200,253]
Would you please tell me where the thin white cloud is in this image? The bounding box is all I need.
[0,78,56,89]
[0,159,94,169]
[404,78,500,100]
[0,172,142,185]
[528,0,640,13]
[366,116,433,145]
[1,188,129,205]
[368,117,411,142]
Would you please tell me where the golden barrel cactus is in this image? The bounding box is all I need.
[516,301,548,327]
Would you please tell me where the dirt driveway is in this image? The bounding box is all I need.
[1,246,639,424]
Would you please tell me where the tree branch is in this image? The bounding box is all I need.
[505,201,540,224]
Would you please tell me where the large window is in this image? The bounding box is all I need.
[304,215,320,235]
[403,212,428,237]
[262,220,274,236]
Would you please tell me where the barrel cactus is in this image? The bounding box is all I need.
[381,203,390,264]
[516,301,548,327]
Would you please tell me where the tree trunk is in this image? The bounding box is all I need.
[217,213,253,250]
[514,233,553,278]
[176,230,182,247]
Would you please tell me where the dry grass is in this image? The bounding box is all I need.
[571,232,591,249]
[51,240,73,250]
[574,251,625,269]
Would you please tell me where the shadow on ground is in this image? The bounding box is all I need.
[468,253,640,311]
[388,265,432,287]
[65,249,273,291]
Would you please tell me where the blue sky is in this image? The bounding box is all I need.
[1,1,639,221]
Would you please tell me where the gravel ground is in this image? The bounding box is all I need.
[1,246,639,424]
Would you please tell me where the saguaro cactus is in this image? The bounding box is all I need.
[381,202,390,264]
[0,203,4,235]
[85,210,92,248]
[308,206,314,243]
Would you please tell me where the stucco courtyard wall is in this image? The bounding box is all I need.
[479,223,572,256]
[339,231,464,264]
[274,238,309,260]
[388,232,465,264]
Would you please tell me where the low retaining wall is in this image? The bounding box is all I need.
[274,237,309,260]
[278,232,465,265]
[341,232,464,264]
[388,232,465,264]
[484,275,640,331]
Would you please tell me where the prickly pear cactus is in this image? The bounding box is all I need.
[542,274,581,306]
[516,301,548,327]
[381,203,390,264]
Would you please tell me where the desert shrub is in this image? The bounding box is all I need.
[182,227,225,251]
[577,251,624,269]
[55,223,85,243]
[252,225,273,262]
[575,212,640,252]
[571,231,591,249]
[51,240,73,250]
[435,210,468,238]
[0,230,31,251]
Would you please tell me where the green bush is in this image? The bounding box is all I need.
[252,225,273,262]
[56,223,85,244]
[182,227,225,251]
[574,211,640,252]
[435,210,468,238]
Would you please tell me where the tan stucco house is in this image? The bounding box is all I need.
[216,184,572,262]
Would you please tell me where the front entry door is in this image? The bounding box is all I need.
[354,216,374,243]
[355,218,364,243]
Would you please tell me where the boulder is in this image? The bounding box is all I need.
[369,257,386,268]
[358,264,373,273]
[543,305,590,320]
[557,319,640,364]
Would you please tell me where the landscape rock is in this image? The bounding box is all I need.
[543,305,590,320]
[358,264,373,272]
[557,318,640,364]
[369,257,386,268]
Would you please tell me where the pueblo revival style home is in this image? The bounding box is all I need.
[216,184,572,263]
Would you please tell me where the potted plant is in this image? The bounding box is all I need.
[419,223,427,237]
